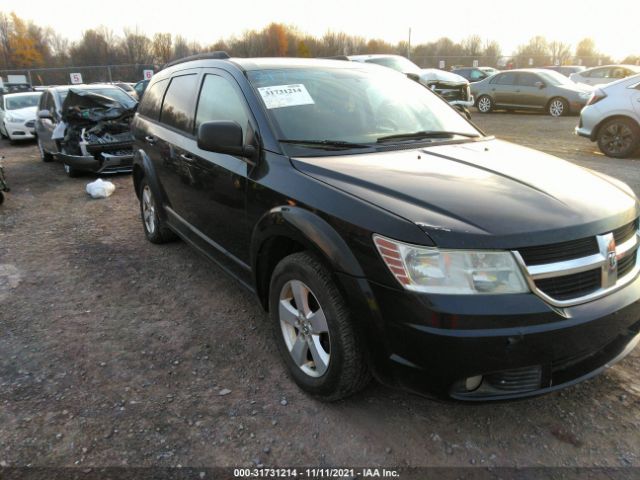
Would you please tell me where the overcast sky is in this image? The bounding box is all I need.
[6,0,639,59]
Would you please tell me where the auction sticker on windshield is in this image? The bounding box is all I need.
[257,84,314,109]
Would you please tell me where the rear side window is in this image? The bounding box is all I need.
[587,68,607,78]
[491,72,516,85]
[195,74,250,134]
[138,79,168,120]
[160,74,198,133]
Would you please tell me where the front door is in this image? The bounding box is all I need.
[181,69,257,264]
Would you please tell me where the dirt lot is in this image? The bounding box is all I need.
[1,112,640,471]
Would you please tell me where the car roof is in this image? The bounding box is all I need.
[583,64,640,71]
[346,54,403,60]
[49,83,122,92]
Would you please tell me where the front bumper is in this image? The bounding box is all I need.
[58,148,134,174]
[350,271,640,401]
[6,120,36,140]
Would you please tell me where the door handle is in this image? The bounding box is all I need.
[180,153,195,162]
[144,135,157,145]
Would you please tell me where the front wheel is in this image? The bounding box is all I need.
[269,252,370,401]
[548,97,568,117]
[476,95,493,113]
[597,118,640,158]
[38,138,54,162]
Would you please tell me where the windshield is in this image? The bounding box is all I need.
[248,67,480,149]
[537,70,573,86]
[364,56,422,75]
[5,93,41,110]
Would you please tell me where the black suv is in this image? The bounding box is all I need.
[131,53,640,401]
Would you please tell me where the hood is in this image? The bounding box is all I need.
[557,82,593,95]
[291,139,638,249]
[6,106,37,121]
[61,89,135,124]
[419,69,468,85]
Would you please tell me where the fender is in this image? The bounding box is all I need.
[132,149,170,221]
[251,205,365,279]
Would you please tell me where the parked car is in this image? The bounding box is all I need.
[472,68,593,116]
[0,91,42,142]
[576,74,640,158]
[479,66,500,76]
[347,54,474,116]
[452,67,490,83]
[542,65,586,77]
[570,65,640,86]
[35,84,138,176]
[131,53,640,402]
[0,82,33,94]
[133,79,149,99]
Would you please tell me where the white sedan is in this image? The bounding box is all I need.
[0,91,42,141]
[576,73,640,158]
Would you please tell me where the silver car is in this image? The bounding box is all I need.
[576,73,640,158]
[569,65,640,86]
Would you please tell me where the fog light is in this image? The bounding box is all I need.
[465,375,483,391]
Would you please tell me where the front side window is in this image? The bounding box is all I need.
[195,74,250,134]
[516,73,539,87]
[160,74,198,133]
[248,66,479,149]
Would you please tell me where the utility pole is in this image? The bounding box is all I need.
[407,28,412,59]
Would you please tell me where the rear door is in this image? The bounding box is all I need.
[489,72,518,106]
[180,69,257,263]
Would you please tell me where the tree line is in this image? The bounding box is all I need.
[1,11,638,72]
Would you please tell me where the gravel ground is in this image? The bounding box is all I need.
[1,111,640,471]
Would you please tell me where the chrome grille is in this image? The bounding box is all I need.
[514,219,640,307]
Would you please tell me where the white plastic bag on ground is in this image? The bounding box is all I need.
[86,179,116,199]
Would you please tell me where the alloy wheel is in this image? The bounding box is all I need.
[477,96,492,113]
[278,279,331,378]
[600,123,634,156]
[549,99,565,117]
[142,185,156,234]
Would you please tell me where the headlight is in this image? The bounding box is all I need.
[373,234,529,294]
[5,115,23,123]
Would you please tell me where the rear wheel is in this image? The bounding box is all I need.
[476,95,493,113]
[597,118,640,158]
[138,177,176,243]
[548,97,568,117]
[269,252,370,401]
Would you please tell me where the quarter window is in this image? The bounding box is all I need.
[195,74,250,135]
[138,79,168,120]
[159,74,198,132]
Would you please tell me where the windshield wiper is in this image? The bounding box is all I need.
[278,139,372,150]
[376,130,481,143]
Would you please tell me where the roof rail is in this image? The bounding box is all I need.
[163,51,230,69]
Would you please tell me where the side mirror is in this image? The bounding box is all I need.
[37,109,53,119]
[197,121,256,159]
[535,81,545,89]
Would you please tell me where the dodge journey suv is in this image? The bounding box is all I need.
[131,53,640,401]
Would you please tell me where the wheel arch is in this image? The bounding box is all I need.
[132,149,170,220]
[251,206,365,311]
[592,114,640,141]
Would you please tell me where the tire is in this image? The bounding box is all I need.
[597,117,640,159]
[269,251,371,401]
[476,95,493,113]
[548,97,568,117]
[0,192,4,205]
[63,162,80,178]
[38,138,54,162]
[138,177,176,244]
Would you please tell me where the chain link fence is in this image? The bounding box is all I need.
[0,64,159,87]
